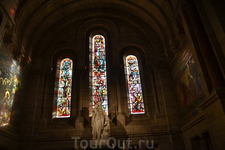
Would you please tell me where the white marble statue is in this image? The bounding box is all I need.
[101,115,110,140]
[91,101,105,141]
[91,101,110,142]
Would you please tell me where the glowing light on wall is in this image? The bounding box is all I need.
[0,60,20,127]
[89,35,108,116]
[124,55,145,114]
[52,58,73,118]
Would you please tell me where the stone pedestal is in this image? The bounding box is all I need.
[75,115,84,130]
[116,114,126,127]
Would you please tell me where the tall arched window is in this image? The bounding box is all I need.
[89,35,108,116]
[52,58,73,118]
[124,55,145,114]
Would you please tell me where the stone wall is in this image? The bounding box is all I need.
[0,0,225,150]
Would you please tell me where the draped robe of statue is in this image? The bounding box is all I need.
[91,102,105,141]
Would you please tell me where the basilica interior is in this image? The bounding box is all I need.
[0,0,225,150]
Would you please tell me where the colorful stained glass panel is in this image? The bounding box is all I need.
[89,35,108,116]
[125,55,145,114]
[52,58,73,118]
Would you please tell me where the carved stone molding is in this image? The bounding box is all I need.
[165,13,185,62]
[199,88,225,110]
[174,14,185,40]
[3,22,13,48]
[169,39,179,53]
[181,115,205,132]
[165,38,180,61]
[2,23,25,64]
[164,49,174,62]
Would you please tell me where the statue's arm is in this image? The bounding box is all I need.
[91,113,96,127]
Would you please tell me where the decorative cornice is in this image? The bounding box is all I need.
[199,88,225,110]
[168,129,183,134]
[174,14,185,40]
[181,115,205,132]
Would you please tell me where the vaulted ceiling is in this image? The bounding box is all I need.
[9,0,180,66]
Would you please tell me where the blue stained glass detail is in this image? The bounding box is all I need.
[125,55,145,114]
[89,35,108,117]
[52,58,73,118]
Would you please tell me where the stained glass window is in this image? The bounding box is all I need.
[52,58,73,118]
[89,35,108,117]
[124,55,145,114]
